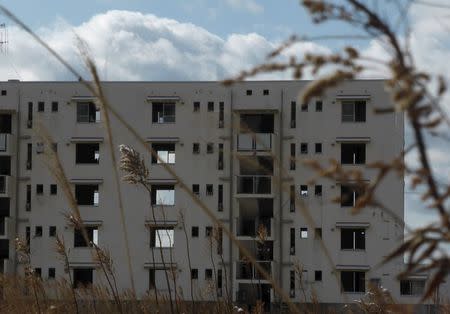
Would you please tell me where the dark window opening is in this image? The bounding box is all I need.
[206,184,213,196]
[263,89,269,95]
[191,226,199,237]
[52,143,58,152]
[208,101,214,112]
[218,184,223,211]
[240,114,274,133]
[25,227,30,250]
[301,103,308,111]
[50,184,57,195]
[290,270,295,298]
[290,228,295,255]
[400,280,425,296]
[48,268,56,279]
[315,270,322,281]
[0,239,9,258]
[300,143,308,154]
[341,228,365,250]
[217,227,223,254]
[27,102,33,128]
[205,226,212,237]
[73,268,93,288]
[149,269,155,289]
[77,102,99,123]
[290,185,295,212]
[218,143,224,170]
[315,143,322,154]
[342,100,366,122]
[246,90,252,96]
[76,143,100,164]
[38,102,45,112]
[26,143,32,170]
[290,101,296,128]
[300,185,308,197]
[0,156,10,176]
[315,228,322,239]
[0,90,6,96]
[193,101,200,112]
[35,226,42,237]
[75,184,99,206]
[192,184,200,196]
[151,185,174,206]
[151,143,175,164]
[74,226,98,247]
[34,268,42,278]
[315,185,322,196]
[205,268,213,279]
[341,143,365,164]
[290,143,296,170]
[51,101,58,112]
[341,271,365,293]
[152,102,175,123]
[26,185,31,211]
[191,269,198,279]
[36,184,43,195]
[193,143,200,154]
[49,226,56,237]
[316,101,323,112]
[207,143,214,154]
[0,114,12,133]
[219,102,224,128]
[340,184,364,207]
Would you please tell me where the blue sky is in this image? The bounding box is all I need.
[0,0,449,233]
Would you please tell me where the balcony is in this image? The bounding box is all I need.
[0,175,12,197]
[236,261,273,281]
[237,175,272,196]
[236,217,273,239]
[237,133,272,152]
[0,134,14,155]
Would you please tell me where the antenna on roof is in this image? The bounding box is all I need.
[0,23,8,54]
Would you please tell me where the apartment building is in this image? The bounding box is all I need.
[0,79,436,309]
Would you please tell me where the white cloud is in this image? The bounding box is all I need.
[225,0,264,14]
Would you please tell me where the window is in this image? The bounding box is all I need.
[193,101,200,112]
[151,185,175,206]
[191,226,199,237]
[340,184,364,207]
[217,269,223,296]
[27,102,33,128]
[216,227,223,254]
[26,143,32,169]
[34,268,42,278]
[218,143,224,170]
[300,227,308,239]
[315,185,322,196]
[301,103,308,111]
[208,101,214,112]
[315,101,323,112]
[290,143,296,170]
[290,101,296,128]
[290,185,295,212]
[263,89,269,95]
[193,143,200,154]
[315,143,322,154]
[290,270,295,298]
[192,184,200,196]
[35,226,42,237]
[191,269,198,279]
[206,184,213,196]
[74,226,99,247]
[207,143,214,154]
[1,90,6,96]
[26,226,30,249]
[151,143,175,164]
[36,142,44,154]
[26,185,31,211]
[150,227,174,248]
[218,184,223,211]
[315,228,322,239]
[342,100,366,122]
[48,268,56,279]
[77,102,99,123]
[50,184,57,195]
[246,90,252,95]
[205,226,212,237]
[52,143,58,152]
[51,101,58,112]
[219,102,224,128]
[76,143,100,164]
[300,143,308,154]
[341,143,365,164]
[315,270,322,281]
[400,279,425,296]
[73,268,93,288]
[75,185,99,206]
[341,271,365,293]
[341,228,365,250]
[49,226,56,237]
[38,102,45,112]
[36,184,43,195]
[300,185,308,197]
[290,228,295,255]
[152,102,175,123]
[205,269,213,280]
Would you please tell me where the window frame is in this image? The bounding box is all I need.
[150,226,175,248]
[341,271,365,293]
[76,102,99,123]
[341,100,366,122]
[341,228,366,250]
[152,102,176,124]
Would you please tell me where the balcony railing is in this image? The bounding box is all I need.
[236,261,273,280]
[237,175,271,194]
[237,133,272,151]
[236,217,273,238]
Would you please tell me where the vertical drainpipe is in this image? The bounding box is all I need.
[228,88,234,302]
[278,88,284,305]
[13,83,21,274]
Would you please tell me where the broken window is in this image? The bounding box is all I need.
[341,143,365,164]
[315,143,322,154]
[315,270,322,281]
[151,143,175,164]
[218,184,223,211]
[290,101,296,128]
[50,184,57,195]
[192,184,200,196]
[342,100,366,122]
[300,185,308,197]
[191,226,199,237]
[36,184,43,195]
[290,143,296,170]
[341,228,365,250]
[193,143,200,154]
[400,279,425,296]
[73,268,93,288]
[77,102,99,123]
[290,228,295,255]
[205,269,213,279]
[207,143,214,154]
[316,101,323,112]
[38,102,45,112]
[193,101,200,112]
[341,271,365,293]
[74,226,99,247]
[300,143,308,154]
[206,184,213,196]
[218,143,224,170]
[290,185,295,212]
[49,226,56,237]
[340,184,364,207]
[219,102,224,128]
[300,227,308,239]
[152,102,175,123]
[151,185,175,206]
[208,101,214,112]
[150,227,174,248]
[51,101,58,112]
[75,184,99,206]
[315,185,322,196]
[35,226,42,237]
[191,269,198,279]
[76,143,100,164]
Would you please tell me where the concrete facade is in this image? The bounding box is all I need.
[0,79,438,308]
